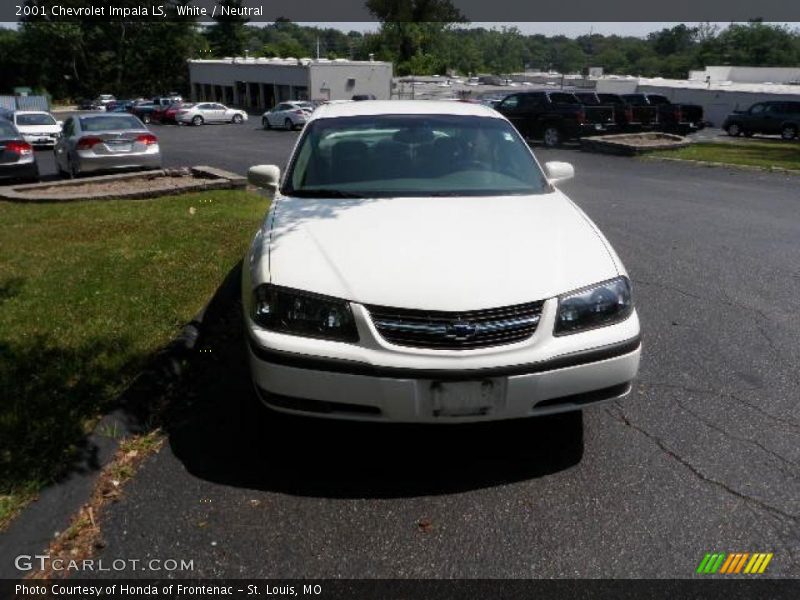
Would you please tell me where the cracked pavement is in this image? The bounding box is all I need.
[25,124,800,578]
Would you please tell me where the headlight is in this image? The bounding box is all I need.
[554,276,633,335]
[251,284,358,343]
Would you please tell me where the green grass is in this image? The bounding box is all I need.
[652,140,800,171]
[0,190,266,528]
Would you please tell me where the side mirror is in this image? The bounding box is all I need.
[544,161,574,185]
[248,164,281,197]
[57,120,63,127]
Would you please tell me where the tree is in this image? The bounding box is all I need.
[206,0,249,57]
[366,0,467,73]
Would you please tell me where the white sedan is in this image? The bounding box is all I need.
[10,111,63,147]
[261,101,313,130]
[244,101,641,423]
[175,102,247,126]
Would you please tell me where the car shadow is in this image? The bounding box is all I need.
[165,268,585,499]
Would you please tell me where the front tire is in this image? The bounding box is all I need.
[542,125,562,148]
[192,115,204,126]
[725,123,742,137]
[232,113,243,124]
[781,125,798,140]
[285,118,294,131]
[141,114,151,124]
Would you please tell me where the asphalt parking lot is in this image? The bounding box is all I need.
[15,116,800,577]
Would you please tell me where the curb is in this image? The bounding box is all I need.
[0,166,246,203]
[641,156,800,176]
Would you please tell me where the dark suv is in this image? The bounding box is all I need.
[722,101,800,140]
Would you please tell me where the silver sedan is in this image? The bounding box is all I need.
[54,114,161,178]
[175,102,248,126]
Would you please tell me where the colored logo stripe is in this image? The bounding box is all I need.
[698,552,773,574]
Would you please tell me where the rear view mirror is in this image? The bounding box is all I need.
[544,161,574,185]
[248,165,281,198]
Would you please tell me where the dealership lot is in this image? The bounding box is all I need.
[14,117,800,577]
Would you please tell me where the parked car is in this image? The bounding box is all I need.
[575,92,659,130]
[0,119,38,182]
[130,102,159,124]
[77,98,103,111]
[621,94,704,134]
[53,113,161,178]
[155,102,195,124]
[152,95,182,108]
[261,101,313,130]
[495,91,615,147]
[95,94,116,108]
[242,101,641,423]
[106,99,134,113]
[0,110,62,147]
[175,102,247,126]
[722,101,800,140]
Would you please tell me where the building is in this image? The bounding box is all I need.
[188,57,393,110]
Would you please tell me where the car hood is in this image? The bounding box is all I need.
[266,191,620,311]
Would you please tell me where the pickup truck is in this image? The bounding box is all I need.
[621,94,703,134]
[495,90,616,147]
[722,101,800,140]
[575,92,659,130]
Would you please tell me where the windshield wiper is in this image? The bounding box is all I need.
[290,189,366,198]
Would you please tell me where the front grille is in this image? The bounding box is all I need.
[366,300,544,350]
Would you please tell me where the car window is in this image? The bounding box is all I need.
[62,118,74,137]
[646,95,670,105]
[498,95,519,109]
[16,113,57,126]
[285,114,549,198]
[765,104,782,113]
[213,104,226,110]
[750,104,765,115]
[79,115,142,131]
[549,93,579,104]
[575,94,599,105]
[0,120,18,137]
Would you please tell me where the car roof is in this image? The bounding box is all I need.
[310,100,502,122]
[13,110,52,115]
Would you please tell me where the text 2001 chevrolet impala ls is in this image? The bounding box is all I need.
[243,101,640,422]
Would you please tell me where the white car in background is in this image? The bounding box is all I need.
[261,101,313,130]
[8,111,63,147]
[243,101,641,423]
[175,102,248,126]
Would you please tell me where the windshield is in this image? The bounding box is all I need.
[284,114,548,198]
[79,116,142,132]
[16,113,57,126]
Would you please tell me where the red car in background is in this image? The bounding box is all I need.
[154,102,194,124]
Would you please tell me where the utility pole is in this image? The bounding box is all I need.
[316,37,320,60]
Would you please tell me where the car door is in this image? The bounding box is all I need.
[270,104,288,127]
[745,103,767,133]
[760,103,784,135]
[54,117,74,170]
[212,104,229,122]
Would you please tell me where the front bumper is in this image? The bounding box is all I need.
[248,300,641,422]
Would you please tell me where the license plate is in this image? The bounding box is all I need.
[108,144,132,153]
[430,380,502,417]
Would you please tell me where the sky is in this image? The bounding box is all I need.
[299,22,800,37]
